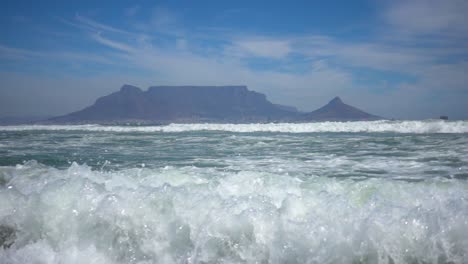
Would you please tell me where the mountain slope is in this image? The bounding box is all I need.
[304,97,381,121]
[50,85,382,124]
[51,85,298,123]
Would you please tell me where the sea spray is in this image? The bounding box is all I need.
[0,161,467,263]
[1,122,467,263]
[1,120,468,134]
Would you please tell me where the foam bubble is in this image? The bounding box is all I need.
[1,120,468,133]
[1,161,467,263]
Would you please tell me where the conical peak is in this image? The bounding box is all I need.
[329,96,343,104]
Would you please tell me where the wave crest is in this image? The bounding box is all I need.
[1,120,468,133]
[1,161,468,263]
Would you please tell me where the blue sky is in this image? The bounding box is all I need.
[1,0,468,119]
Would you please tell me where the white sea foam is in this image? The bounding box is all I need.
[1,120,468,133]
[1,161,467,263]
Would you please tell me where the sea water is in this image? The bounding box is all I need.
[0,120,467,263]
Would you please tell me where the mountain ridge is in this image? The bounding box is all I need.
[305,96,381,121]
[49,85,382,124]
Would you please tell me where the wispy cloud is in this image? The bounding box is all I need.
[75,14,130,35]
[0,45,40,60]
[384,0,468,37]
[65,7,468,114]
[91,32,136,53]
[127,7,184,38]
[0,44,116,65]
[227,39,292,59]
[1,2,468,118]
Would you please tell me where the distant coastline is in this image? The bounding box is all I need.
[43,85,382,124]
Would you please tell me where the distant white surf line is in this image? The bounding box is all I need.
[1,120,468,133]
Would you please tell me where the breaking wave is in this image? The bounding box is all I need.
[1,161,468,263]
[1,120,468,134]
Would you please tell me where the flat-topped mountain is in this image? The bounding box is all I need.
[51,85,298,123]
[50,85,382,123]
[305,96,381,121]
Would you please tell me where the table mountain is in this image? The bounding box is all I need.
[50,85,298,123]
[50,85,382,123]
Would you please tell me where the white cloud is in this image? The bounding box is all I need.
[229,39,292,59]
[0,45,39,60]
[71,20,354,110]
[411,62,468,91]
[0,44,115,65]
[2,5,468,119]
[384,0,468,36]
[75,14,130,35]
[91,33,136,53]
[335,43,429,72]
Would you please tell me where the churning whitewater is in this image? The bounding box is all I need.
[1,121,468,263]
[1,120,468,134]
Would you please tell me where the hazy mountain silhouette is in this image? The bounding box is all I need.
[50,85,381,123]
[305,96,381,121]
[51,85,298,123]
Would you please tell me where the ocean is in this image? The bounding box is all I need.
[0,120,467,263]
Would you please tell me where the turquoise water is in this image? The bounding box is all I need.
[1,121,468,263]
